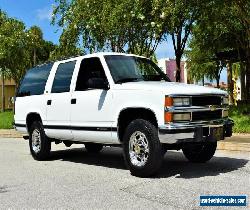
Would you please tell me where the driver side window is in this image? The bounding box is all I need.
[75,57,107,91]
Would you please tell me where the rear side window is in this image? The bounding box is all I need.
[17,63,53,97]
[51,61,76,93]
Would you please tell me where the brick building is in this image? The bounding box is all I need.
[157,58,188,83]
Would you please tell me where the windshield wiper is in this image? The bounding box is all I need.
[116,78,141,84]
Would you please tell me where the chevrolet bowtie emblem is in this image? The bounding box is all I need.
[209,105,216,111]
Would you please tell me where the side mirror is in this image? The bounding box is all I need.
[87,78,109,90]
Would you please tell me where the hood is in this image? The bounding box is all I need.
[113,81,227,96]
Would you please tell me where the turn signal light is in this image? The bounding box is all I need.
[165,97,173,107]
[165,112,173,122]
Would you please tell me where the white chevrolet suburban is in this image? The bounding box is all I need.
[15,52,233,177]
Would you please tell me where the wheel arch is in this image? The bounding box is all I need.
[117,107,158,142]
[26,112,43,133]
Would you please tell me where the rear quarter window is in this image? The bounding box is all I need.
[17,63,53,97]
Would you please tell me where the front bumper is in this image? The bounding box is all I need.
[158,118,234,144]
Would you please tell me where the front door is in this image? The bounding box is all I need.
[70,57,115,143]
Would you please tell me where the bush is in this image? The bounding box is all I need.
[0,110,14,129]
[229,104,250,133]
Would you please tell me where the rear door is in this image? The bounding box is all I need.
[45,60,76,140]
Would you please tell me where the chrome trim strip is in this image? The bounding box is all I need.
[166,94,226,97]
[160,118,233,130]
[165,107,228,112]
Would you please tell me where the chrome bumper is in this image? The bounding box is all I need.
[158,118,234,144]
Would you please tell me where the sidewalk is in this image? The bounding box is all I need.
[0,129,250,152]
[218,134,250,152]
[0,129,23,138]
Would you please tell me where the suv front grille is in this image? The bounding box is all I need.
[192,96,222,106]
[192,110,222,121]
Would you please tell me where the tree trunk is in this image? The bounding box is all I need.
[175,55,181,82]
[216,77,220,88]
[33,48,37,66]
[1,71,5,112]
[246,59,250,102]
[227,61,234,104]
[240,62,246,101]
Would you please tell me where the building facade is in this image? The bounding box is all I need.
[158,58,188,83]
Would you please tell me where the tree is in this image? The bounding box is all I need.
[0,11,29,111]
[186,21,229,88]
[0,10,56,112]
[49,28,83,61]
[52,0,166,58]
[227,0,250,101]
[186,0,250,102]
[157,0,205,82]
[27,26,43,66]
[186,43,224,88]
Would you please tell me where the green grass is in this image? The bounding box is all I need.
[0,110,14,129]
[0,105,249,133]
[229,104,250,133]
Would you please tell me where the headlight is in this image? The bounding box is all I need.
[173,98,190,106]
[223,96,229,105]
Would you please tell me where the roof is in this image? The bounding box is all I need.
[32,52,147,69]
[81,52,146,59]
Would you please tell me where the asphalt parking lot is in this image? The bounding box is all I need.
[0,138,249,209]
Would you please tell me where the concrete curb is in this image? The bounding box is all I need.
[0,129,23,138]
[217,142,250,152]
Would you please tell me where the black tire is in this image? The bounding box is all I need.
[29,121,51,161]
[123,119,163,177]
[182,142,217,163]
[161,144,168,156]
[85,143,103,153]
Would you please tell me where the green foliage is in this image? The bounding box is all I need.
[0,10,56,86]
[52,0,166,57]
[229,105,250,133]
[186,26,225,86]
[187,0,250,94]
[0,110,14,129]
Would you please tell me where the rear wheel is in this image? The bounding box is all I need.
[123,119,163,177]
[85,143,103,153]
[182,142,217,163]
[29,121,51,160]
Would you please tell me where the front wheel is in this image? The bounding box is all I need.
[29,121,51,160]
[123,119,163,177]
[182,142,217,163]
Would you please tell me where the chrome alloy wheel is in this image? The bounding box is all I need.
[32,129,41,154]
[129,131,149,167]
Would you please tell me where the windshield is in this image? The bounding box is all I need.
[104,55,171,83]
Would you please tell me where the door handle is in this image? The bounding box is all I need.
[71,98,76,104]
[47,100,52,105]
